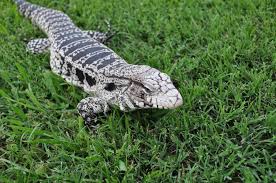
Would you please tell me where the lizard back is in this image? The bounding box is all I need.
[15,0,129,92]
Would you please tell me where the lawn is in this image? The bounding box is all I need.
[0,0,275,182]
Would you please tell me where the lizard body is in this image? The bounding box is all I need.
[14,0,183,127]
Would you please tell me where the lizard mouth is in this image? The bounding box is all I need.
[126,93,151,109]
[144,89,183,109]
[126,89,183,109]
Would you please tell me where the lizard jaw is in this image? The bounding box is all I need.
[145,88,183,109]
[127,88,183,109]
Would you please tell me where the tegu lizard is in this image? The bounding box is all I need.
[13,0,183,128]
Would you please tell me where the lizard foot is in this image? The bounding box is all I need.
[77,97,110,131]
[84,20,118,44]
[26,38,50,54]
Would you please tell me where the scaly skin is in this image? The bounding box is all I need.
[13,0,183,128]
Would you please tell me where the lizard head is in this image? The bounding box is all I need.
[122,65,183,109]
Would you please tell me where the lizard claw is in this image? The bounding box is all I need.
[103,20,118,43]
[83,115,100,132]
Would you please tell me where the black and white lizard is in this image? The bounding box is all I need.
[13,0,183,127]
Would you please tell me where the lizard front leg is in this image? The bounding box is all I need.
[77,97,110,129]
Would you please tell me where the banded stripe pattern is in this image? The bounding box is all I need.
[16,0,127,82]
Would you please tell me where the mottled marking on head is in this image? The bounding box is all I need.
[103,64,183,110]
[127,66,183,109]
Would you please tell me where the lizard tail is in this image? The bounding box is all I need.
[13,0,25,5]
[13,0,74,36]
[13,0,43,20]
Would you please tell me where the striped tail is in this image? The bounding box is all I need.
[13,0,43,19]
[13,0,75,36]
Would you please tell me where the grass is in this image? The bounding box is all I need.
[0,0,275,182]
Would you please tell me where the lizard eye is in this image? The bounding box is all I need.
[144,87,151,93]
[104,83,116,91]
[143,84,155,93]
